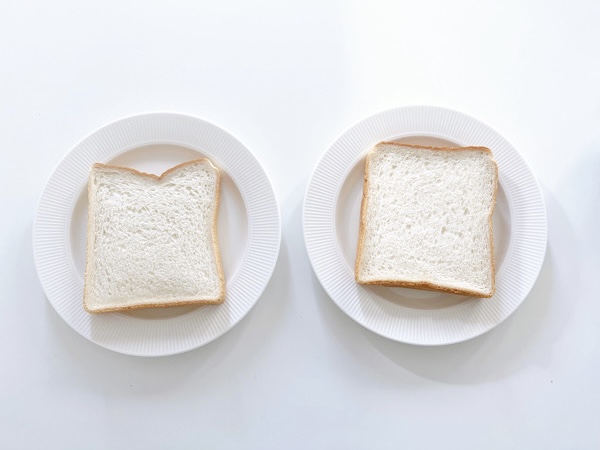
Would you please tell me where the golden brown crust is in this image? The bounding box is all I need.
[354,142,497,298]
[84,297,223,314]
[378,141,494,155]
[82,168,95,311]
[212,165,226,303]
[357,279,494,298]
[354,150,370,282]
[83,158,226,314]
[487,158,498,297]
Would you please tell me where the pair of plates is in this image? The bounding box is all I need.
[33,107,547,356]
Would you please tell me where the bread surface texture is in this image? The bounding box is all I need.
[84,159,225,313]
[355,142,498,298]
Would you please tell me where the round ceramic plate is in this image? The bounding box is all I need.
[303,106,547,345]
[33,113,281,356]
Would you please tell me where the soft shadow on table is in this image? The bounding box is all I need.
[42,236,290,395]
[311,187,580,385]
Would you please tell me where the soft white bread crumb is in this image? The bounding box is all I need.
[84,159,225,313]
[355,142,498,297]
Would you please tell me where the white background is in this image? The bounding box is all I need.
[1,0,599,448]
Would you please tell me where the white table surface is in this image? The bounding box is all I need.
[1,1,599,448]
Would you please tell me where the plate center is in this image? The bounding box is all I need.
[335,134,511,310]
[69,144,249,320]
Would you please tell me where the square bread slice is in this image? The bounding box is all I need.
[83,159,225,313]
[355,142,498,297]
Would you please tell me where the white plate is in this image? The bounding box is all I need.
[33,113,281,356]
[303,106,547,345]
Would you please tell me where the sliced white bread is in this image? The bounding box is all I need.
[355,142,498,297]
[84,159,225,313]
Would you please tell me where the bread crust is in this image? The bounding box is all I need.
[354,142,498,298]
[83,159,226,313]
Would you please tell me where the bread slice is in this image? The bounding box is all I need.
[355,142,498,297]
[83,159,225,313]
